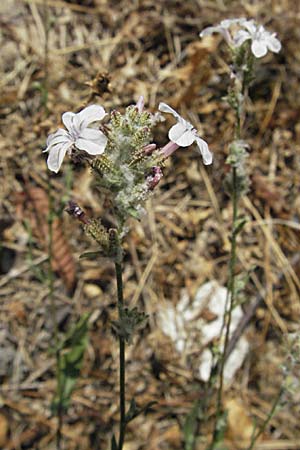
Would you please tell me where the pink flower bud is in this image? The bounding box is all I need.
[146,166,163,190]
[136,96,144,113]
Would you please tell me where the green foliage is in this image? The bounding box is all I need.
[52,313,90,414]
[79,250,104,259]
[183,400,202,450]
[208,410,228,450]
[111,434,118,450]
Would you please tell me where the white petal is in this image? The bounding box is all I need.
[220,18,247,28]
[234,30,251,47]
[158,102,182,121]
[79,128,106,141]
[169,123,196,147]
[76,137,107,155]
[46,129,68,148]
[77,105,107,130]
[267,35,281,53]
[251,39,268,58]
[46,142,71,173]
[62,112,75,131]
[200,26,221,37]
[243,20,257,34]
[195,137,213,165]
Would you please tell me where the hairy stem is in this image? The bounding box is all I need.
[115,261,126,450]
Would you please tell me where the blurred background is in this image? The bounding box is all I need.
[1,0,300,448]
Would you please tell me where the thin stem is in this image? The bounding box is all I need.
[47,182,63,450]
[220,167,239,394]
[208,168,239,450]
[115,261,126,450]
[208,79,243,449]
[41,3,61,443]
[246,388,283,450]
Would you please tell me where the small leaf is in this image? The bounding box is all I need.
[79,251,103,259]
[125,398,138,423]
[51,314,90,414]
[111,434,118,450]
[125,399,157,424]
[234,217,247,236]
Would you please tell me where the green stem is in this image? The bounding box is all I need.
[220,166,239,396]
[209,82,243,449]
[47,182,63,450]
[115,261,126,450]
[246,388,283,450]
[208,168,239,450]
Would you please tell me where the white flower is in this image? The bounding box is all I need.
[234,20,281,58]
[200,18,247,46]
[44,105,108,173]
[158,102,213,165]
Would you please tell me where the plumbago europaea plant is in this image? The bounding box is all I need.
[44,97,213,449]
[199,18,281,450]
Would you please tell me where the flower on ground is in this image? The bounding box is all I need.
[44,105,108,173]
[234,20,281,58]
[158,102,212,165]
[200,18,246,46]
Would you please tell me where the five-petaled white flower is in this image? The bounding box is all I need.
[200,18,247,47]
[44,105,108,173]
[158,102,213,165]
[234,20,281,58]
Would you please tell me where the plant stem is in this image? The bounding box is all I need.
[115,261,126,450]
[209,77,243,448]
[246,388,283,450]
[222,167,239,389]
[208,167,239,450]
[47,182,63,450]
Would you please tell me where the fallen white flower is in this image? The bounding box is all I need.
[157,281,249,384]
[158,102,213,165]
[44,105,108,173]
[234,20,281,58]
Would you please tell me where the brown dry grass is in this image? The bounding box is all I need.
[1,0,300,449]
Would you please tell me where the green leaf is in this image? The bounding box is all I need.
[79,251,103,259]
[111,434,118,450]
[125,398,156,424]
[51,314,90,414]
[233,217,247,236]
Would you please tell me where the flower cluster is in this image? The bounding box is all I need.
[200,18,281,58]
[44,100,212,237]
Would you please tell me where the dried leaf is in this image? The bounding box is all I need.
[0,412,9,447]
[15,186,76,292]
